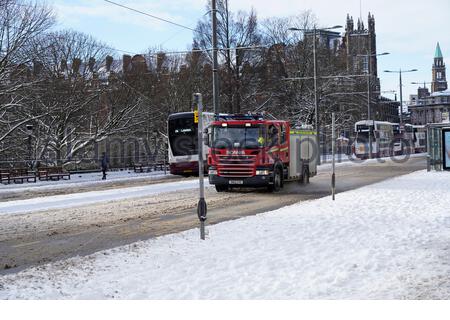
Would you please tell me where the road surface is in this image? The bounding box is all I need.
[0,156,426,274]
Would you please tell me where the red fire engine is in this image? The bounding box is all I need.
[206,114,318,192]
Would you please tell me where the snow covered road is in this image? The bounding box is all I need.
[1,169,449,299]
[0,179,208,215]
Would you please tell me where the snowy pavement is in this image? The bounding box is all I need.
[0,179,208,215]
[318,153,427,171]
[0,170,169,194]
[1,169,449,299]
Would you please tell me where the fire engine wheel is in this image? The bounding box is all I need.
[215,184,229,192]
[268,168,282,192]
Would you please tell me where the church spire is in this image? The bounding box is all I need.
[435,42,443,59]
[432,42,447,93]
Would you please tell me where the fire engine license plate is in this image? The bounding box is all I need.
[229,180,244,185]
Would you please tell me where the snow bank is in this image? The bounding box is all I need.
[1,170,450,299]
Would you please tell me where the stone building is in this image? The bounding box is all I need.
[342,13,378,79]
[340,13,399,123]
[409,43,450,125]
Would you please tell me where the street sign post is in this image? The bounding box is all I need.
[194,93,207,240]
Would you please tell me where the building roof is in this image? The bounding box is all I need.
[430,90,450,97]
[435,42,443,59]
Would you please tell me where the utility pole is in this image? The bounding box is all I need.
[194,93,207,240]
[312,27,321,165]
[399,71,403,125]
[288,25,342,165]
[235,46,241,113]
[384,68,418,127]
[212,0,220,114]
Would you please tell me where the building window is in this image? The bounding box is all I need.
[363,56,369,74]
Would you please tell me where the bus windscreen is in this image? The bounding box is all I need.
[168,116,198,156]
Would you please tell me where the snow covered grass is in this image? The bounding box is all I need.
[0,170,170,194]
[1,169,450,299]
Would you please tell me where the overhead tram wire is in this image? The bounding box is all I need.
[91,45,271,59]
[102,0,269,54]
[103,0,198,33]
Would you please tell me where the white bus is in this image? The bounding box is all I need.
[412,125,427,153]
[167,111,214,175]
[354,120,394,158]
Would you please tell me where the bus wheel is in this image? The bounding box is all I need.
[215,184,229,192]
[268,168,282,192]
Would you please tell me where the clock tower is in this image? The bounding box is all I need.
[432,42,448,93]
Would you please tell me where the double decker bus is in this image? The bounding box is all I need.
[354,120,394,158]
[167,111,214,175]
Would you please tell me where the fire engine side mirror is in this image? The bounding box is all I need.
[203,128,210,147]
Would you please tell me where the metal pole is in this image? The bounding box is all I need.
[195,93,207,240]
[212,0,220,114]
[164,141,167,175]
[313,28,321,165]
[399,70,403,125]
[427,126,431,172]
[331,112,336,200]
[28,134,32,168]
[367,52,373,159]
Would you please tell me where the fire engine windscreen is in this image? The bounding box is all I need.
[168,116,198,156]
[212,125,265,149]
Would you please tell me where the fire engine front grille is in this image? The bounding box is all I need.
[217,155,256,178]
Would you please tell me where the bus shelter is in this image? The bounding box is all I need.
[427,123,450,171]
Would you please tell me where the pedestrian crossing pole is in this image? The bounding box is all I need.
[194,93,207,240]
[331,111,336,200]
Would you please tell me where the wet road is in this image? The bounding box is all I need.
[0,156,426,274]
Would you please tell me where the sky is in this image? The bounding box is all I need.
[49,0,450,101]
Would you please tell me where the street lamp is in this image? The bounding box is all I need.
[26,124,34,168]
[384,69,418,126]
[288,25,342,165]
[356,52,390,158]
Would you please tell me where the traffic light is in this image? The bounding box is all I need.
[194,110,199,124]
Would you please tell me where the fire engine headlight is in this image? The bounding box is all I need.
[208,169,218,175]
[256,170,270,176]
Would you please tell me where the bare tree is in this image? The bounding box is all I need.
[25,30,143,166]
[194,0,262,113]
[0,0,54,149]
